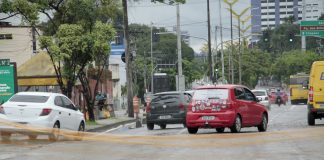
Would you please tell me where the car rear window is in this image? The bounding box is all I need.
[253,91,266,96]
[151,94,180,103]
[193,89,229,100]
[9,95,49,103]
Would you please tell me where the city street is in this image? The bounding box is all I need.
[1,103,324,160]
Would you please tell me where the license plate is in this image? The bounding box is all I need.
[159,115,171,119]
[202,116,215,121]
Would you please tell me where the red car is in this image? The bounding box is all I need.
[269,91,288,105]
[186,85,268,134]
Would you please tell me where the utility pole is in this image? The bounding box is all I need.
[176,3,184,91]
[207,0,212,82]
[122,0,134,117]
[219,0,225,84]
[301,0,306,52]
[144,51,147,93]
[150,22,154,93]
[213,25,218,81]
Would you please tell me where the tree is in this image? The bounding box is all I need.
[40,21,115,121]
[319,14,324,20]
[1,0,119,121]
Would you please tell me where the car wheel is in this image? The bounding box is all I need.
[308,111,315,126]
[74,122,85,141]
[147,123,154,130]
[1,131,12,142]
[230,115,242,133]
[28,135,38,140]
[49,122,60,141]
[159,124,166,129]
[258,114,268,132]
[187,127,198,134]
[216,127,225,133]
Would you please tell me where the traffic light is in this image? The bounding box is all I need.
[288,32,295,42]
[263,31,270,42]
[152,29,160,42]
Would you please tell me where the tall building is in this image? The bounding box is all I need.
[251,0,324,40]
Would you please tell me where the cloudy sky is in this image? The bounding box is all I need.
[128,0,251,52]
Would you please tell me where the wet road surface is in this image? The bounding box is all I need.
[1,104,324,160]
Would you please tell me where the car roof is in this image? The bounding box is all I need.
[195,84,246,90]
[16,92,62,97]
[154,91,183,95]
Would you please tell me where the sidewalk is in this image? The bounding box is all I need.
[85,109,142,132]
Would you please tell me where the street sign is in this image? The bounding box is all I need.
[0,59,10,66]
[300,20,324,37]
[0,62,18,104]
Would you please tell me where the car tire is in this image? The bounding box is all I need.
[49,122,60,141]
[230,115,242,133]
[28,135,38,140]
[74,122,85,141]
[159,124,166,129]
[216,127,225,133]
[187,127,198,134]
[257,114,268,132]
[147,123,154,130]
[308,111,315,126]
[1,131,12,142]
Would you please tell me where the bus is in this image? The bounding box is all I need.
[289,73,309,104]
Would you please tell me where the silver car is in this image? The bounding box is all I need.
[252,89,271,110]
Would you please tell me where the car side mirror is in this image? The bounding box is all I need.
[75,105,81,111]
[256,97,262,102]
[302,80,309,89]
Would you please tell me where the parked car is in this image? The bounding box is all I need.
[252,89,271,110]
[186,85,268,134]
[269,91,288,105]
[0,92,85,141]
[146,91,192,130]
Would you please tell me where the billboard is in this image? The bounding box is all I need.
[0,60,17,104]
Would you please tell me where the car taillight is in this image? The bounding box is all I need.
[309,86,314,102]
[40,108,52,116]
[146,103,151,113]
[0,105,5,114]
[179,103,185,111]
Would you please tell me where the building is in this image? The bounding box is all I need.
[251,0,324,41]
[0,22,40,67]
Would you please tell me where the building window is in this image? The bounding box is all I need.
[306,10,311,12]
[0,34,12,40]
[313,16,318,18]
[313,10,318,12]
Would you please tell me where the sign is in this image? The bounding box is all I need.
[0,62,17,104]
[0,59,10,66]
[300,20,324,36]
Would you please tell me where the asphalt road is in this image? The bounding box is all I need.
[1,103,324,160]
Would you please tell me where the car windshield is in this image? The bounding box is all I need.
[253,91,266,96]
[193,89,229,100]
[9,95,49,103]
[151,93,180,103]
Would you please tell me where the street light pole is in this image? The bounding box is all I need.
[207,0,212,82]
[150,22,154,93]
[218,0,225,84]
[301,0,306,52]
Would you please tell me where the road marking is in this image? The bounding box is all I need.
[89,122,136,137]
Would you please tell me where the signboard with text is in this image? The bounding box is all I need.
[0,61,17,104]
[300,20,324,36]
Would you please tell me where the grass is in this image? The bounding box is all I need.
[86,120,99,126]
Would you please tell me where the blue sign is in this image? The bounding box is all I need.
[110,43,125,55]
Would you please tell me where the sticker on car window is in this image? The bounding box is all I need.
[321,72,324,80]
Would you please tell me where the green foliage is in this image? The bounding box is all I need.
[271,50,321,83]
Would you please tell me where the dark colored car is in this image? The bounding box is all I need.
[146,91,192,130]
[186,85,268,134]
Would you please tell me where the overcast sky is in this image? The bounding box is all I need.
[128,0,251,52]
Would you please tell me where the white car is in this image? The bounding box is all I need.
[0,92,85,141]
[252,89,271,110]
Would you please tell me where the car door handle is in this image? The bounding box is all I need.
[69,113,71,116]
[59,112,61,114]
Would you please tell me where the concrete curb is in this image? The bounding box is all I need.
[86,119,138,132]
